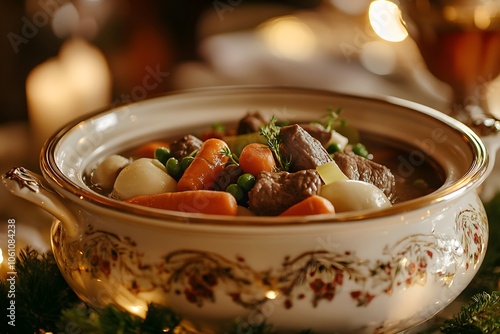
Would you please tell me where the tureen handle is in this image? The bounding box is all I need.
[2,167,78,238]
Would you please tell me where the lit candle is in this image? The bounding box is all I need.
[26,58,79,151]
[59,38,112,115]
[26,38,112,152]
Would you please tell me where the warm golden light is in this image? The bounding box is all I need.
[369,0,408,42]
[259,16,317,61]
[443,6,458,21]
[265,290,279,300]
[129,305,146,315]
[474,5,492,29]
[26,38,111,150]
[360,41,397,75]
[330,0,371,16]
[443,3,494,30]
[0,248,3,266]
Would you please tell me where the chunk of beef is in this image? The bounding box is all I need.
[299,123,332,147]
[237,111,267,135]
[248,169,323,216]
[169,135,203,160]
[211,164,243,191]
[333,151,396,202]
[279,124,332,172]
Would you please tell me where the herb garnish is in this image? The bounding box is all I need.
[260,116,291,171]
[323,106,343,132]
[220,146,239,165]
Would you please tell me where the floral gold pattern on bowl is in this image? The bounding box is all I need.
[51,200,487,332]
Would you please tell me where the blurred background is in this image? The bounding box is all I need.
[1,0,458,127]
[1,0,461,255]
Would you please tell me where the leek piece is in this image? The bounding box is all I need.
[316,161,349,185]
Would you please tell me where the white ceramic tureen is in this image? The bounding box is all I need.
[2,86,496,333]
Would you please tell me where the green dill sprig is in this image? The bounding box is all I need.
[259,116,291,171]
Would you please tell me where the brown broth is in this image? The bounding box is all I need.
[360,133,444,203]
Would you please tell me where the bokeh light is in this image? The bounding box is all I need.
[360,40,397,75]
[369,0,408,42]
[51,3,80,38]
[259,16,317,61]
[330,0,371,16]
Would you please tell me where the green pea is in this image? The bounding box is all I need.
[180,156,194,170]
[226,184,244,202]
[413,178,429,189]
[352,143,369,158]
[166,157,182,180]
[327,143,342,154]
[237,173,256,191]
[154,147,171,165]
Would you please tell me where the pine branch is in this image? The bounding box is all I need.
[0,247,80,334]
[440,291,500,333]
[140,303,182,333]
[58,303,182,334]
[58,305,101,334]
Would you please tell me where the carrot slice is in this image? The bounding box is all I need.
[130,141,170,159]
[239,143,276,176]
[279,195,335,216]
[176,138,230,191]
[126,190,238,216]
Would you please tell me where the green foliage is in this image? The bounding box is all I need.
[141,303,182,333]
[0,247,80,334]
[440,291,500,333]
[58,305,101,334]
[58,303,181,334]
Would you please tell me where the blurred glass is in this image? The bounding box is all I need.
[400,0,500,134]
